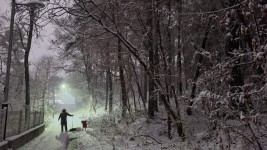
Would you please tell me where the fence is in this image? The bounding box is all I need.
[0,106,44,142]
[0,109,6,142]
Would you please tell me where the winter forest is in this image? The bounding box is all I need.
[0,0,267,149]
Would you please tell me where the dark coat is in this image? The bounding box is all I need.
[58,112,73,124]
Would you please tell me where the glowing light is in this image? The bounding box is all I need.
[61,84,66,88]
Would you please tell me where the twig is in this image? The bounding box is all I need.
[178,1,246,16]
[247,123,264,150]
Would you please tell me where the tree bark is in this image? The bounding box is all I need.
[118,39,128,118]
[148,0,157,118]
[3,0,15,103]
[167,0,173,139]
[25,8,35,107]
[130,57,147,113]
[105,71,108,111]
[108,69,113,114]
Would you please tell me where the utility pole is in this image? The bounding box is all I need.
[2,0,16,141]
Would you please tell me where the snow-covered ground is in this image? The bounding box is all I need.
[17,106,267,150]
[18,107,180,150]
[18,108,93,150]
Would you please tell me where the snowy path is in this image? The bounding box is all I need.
[18,108,166,150]
[17,107,206,150]
[17,108,114,150]
[18,111,84,150]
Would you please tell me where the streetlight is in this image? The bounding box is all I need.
[3,0,46,104]
[25,0,46,8]
[24,0,46,108]
[61,84,66,89]
[24,0,46,130]
[2,0,46,140]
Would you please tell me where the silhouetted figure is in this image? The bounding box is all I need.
[58,109,73,132]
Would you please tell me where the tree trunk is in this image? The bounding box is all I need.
[171,85,185,138]
[105,69,109,111]
[3,0,15,103]
[177,0,183,95]
[148,0,156,118]
[130,84,137,111]
[143,68,148,104]
[108,69,113,114]
[118,39,128,118]
[174,0,185,139]
[25,8,35,107]
[167,0,173,139]
[80,42,96,113]
[105,44,110,111]
[130,57,147,113]
[24,8,35,122]
[187,17,212,115]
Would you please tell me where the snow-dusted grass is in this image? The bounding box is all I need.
[75,107,179,150]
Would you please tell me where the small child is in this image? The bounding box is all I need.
[81,120,87,131]
[81,114,89,131]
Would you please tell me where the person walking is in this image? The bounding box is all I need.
[58,109,73,132]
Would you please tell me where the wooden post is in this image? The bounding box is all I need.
[18,110,22,134]
[33,111,36,127]
[27,108,30,130]
[42,111,44,124]
[39,111,41,125]
[0,109,7,141]
[1,104,8,140]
